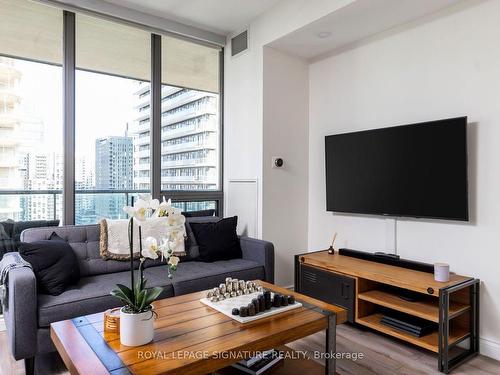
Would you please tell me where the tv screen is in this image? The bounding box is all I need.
[325,117,468,221]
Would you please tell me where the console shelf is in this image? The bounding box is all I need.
[295,250,480,374]
[357,313,469,353]
[358,290,470,323]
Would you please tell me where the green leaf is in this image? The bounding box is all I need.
[110,289,133,306]
[116,284,133,300]
[137,289,148,311]
[144,287,163,307]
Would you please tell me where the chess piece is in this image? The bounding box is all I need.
[287,295,295,304]
[281,295,288,306]
[264,291,272,310]
[273,295,281,308]
[240,306,248,317]
[232,308,240,316]
[258,295,265,312]
[248,303,256,316]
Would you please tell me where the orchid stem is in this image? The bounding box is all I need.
[129,216,135,304]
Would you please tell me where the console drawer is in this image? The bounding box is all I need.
[298,264,355,322]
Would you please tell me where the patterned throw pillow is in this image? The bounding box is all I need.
[99,217,185,260]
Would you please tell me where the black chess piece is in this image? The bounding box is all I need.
[252,298,259,313]
[258,295,265,312]
[248,303,256,316]
[281,295,288,306]
[264,291,272,309]
[240,306,248,317]
[287,295,295,304]
[273,294,281,308]
[232,308,240,316]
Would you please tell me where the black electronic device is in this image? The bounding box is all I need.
[338,248,434,273]
[325,117,468,221]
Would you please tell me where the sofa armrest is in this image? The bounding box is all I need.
[4,267,38,360]
[240,237,274,283]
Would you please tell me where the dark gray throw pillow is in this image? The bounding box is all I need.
[19,234,80,296]
[190,216,242,262]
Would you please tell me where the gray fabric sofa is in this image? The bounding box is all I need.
[4,218,274,368]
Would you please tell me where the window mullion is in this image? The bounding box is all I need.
[63,10,76,225]
[150,34,162,200]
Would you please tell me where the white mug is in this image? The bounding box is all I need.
[434,263,450,282]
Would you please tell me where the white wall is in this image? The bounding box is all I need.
[308,0,500,359]
[224,0,355,238]
[224,0,353,287]
[263,47,309,286]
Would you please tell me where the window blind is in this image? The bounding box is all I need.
[162,35,219,93]
[0,0,62,64]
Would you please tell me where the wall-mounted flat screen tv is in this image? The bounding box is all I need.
[325,117,468,221]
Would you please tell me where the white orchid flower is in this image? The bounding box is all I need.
[168,255,180,267]
[123,198,149,221]
[154,197,176,217]
[158,238,172,261]
[138,193,160,211]
[167,213,186,227]
[142,237,159,259]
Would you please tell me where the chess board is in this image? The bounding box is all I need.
[200,291,302,323]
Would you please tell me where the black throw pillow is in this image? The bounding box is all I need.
[190,216,242,262]
[183,209,216,218]
[19,235,80,296]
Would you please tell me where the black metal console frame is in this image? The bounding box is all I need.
[438,278,480,373]
[295,251,481,374]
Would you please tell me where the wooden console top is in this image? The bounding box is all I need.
[299,251,472,295]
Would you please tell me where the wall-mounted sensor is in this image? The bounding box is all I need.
[272,157,284,168]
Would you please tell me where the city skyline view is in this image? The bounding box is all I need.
[0,55,219,223]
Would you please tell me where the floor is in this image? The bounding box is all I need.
[1,323,499,375]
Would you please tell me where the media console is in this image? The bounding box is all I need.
[294,250,480,374]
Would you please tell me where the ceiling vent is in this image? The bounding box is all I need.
[231,30,248,57]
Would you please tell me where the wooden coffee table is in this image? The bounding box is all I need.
[51,281,346,375]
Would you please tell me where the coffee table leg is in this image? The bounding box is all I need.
[325,313,336,375]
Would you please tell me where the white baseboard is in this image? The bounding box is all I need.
[480,337,500,361]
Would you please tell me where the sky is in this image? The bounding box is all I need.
[17,59,140,163]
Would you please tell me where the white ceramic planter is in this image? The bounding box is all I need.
[120,307,154,346]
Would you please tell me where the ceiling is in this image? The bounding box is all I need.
[102,0,280,35]
[268,0,464,60]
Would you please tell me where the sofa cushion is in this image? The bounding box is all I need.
[148,258,265,296]
[190,216,241,262]
[183,216,220,261]
[0,220,59,256]
[22,225,135,277]
[37,268,174,327]
[183,209,216,218]
[19,238,80,296]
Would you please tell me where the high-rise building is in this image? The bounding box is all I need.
[95,136,133,190]
[19,153,61,220]
[93,136,133,222]
[0,57,23,220]
[131,83,219,192]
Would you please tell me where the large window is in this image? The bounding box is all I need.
[0,0,63,222]
[160,36,221,193]
[75,14,150,224]
[0,1,223,225]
